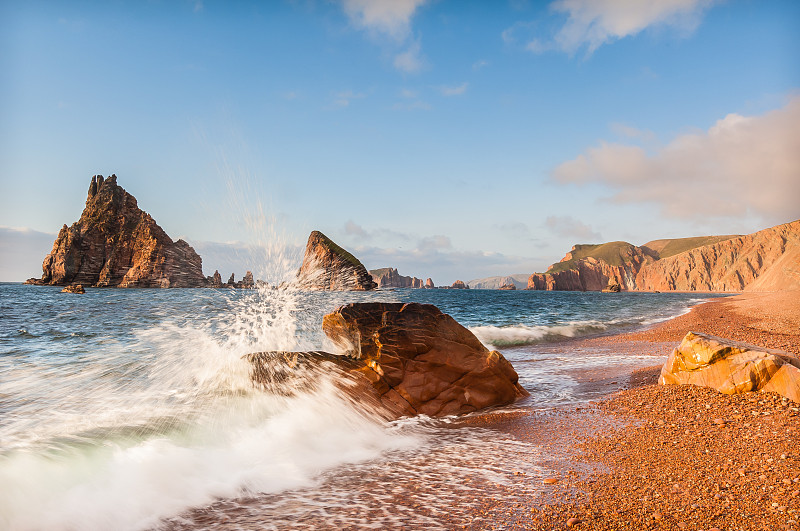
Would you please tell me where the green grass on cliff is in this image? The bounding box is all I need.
[369,267,393,278]
[315,231,364,267]
[642,235,739,259]
[546,241,639,274]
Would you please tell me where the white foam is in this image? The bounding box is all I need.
[0,286,418,531]
[470,321,607,348]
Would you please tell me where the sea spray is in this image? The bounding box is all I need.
[0,286,418,531]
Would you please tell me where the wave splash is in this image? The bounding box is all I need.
[470,321,608,347]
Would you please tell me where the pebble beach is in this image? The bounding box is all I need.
[472,291,800,530]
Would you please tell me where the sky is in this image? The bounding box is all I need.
[1,0,798,285]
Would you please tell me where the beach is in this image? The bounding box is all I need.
[471,291,800,531]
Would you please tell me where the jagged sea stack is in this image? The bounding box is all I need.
[296,231,377,290]
[26,174,207,288]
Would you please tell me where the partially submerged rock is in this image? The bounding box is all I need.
[659,331,800,402]
[248,302,528,418]
[61,284,85,294]
[602,279,621,293]
[296,231,377,291]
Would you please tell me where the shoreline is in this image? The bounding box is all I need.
[472,290,800,530]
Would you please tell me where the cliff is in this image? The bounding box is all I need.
[468,274,529,290]
[369,267,427,288]
[635,221,800,292]
[527,220,800,292]
[296,231,377,291]
[527,241,652,291]
[26,174,207,288]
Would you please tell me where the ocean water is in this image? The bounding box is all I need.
[0,283,726,530]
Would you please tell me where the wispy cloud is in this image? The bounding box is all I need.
[333,90,366,107]
[393,40,425,74]
[439,82,468,96]
[340,0,429,73]
[552,96,800,223]
[340,0,428,40]
[544,216,601,242]
[609,122,656,142]
[472,59,489,70]
[511,0,718,56]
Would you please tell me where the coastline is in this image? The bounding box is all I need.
[469,291,800,530]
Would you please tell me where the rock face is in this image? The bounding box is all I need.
[527,220,800,292]
[25,175,207,288]
[425,278,435,289]
[296,231,377,291]
[450,280,469,289]
[248,303,528,418]
[602,279,621,293]
[468,275,529,290]
[369,268,426,289]
[636,221,800,292]
[660,331,800,403]
[498,284,516,290]
[209,270,223,288]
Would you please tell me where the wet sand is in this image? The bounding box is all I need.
[474,291,800,530]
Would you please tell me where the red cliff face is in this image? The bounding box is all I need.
[527,243,651,291]
[526,220,800,292]
[635,220,800,292]
[296,231,377,291]
[26,175,207,288]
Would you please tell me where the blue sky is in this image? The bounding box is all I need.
[1,0,798,284]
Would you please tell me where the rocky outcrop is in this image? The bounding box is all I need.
[602,279,621,293]
[25,175,207,288]
[660,332,800,403]
[296,231,377,291]
[209,270,223,288]
[527,220,800,292]
[61,284,85,294]
[247,303,528,418]
[369,268,426,289]
[425,278,435,289]
[499,284,516,290]
[450,280,469,289]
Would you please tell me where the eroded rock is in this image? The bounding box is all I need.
[659,331,800,403]
[248,302,529,418]
[296,231,377,291]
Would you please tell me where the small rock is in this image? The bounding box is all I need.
[566,517,581,527]
[543,478,559,485]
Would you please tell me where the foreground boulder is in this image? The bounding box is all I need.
[660,331,800,402]
[248,302,528,417]
[296,231,377,291]
[26,174,207,288]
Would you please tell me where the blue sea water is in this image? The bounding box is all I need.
[0,283,727,530]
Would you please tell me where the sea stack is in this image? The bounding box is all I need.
[296,231,377,291]
[25,174,208,288]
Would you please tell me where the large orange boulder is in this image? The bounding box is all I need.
[248,303,529,418]
[659,331,800,402]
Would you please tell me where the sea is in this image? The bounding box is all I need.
[0,283,728,530]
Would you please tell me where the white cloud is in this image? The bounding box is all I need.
[341,0,428,40]
[340,0,428,73]
[518,0,717,55]
[609,122,656,142]
[439,83,468,96]
[393,41,425,74]
[552,96,800,223]
[544,216,602,241]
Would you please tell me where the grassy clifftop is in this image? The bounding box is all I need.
[546,241,641,273]
[642,235,739,259]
